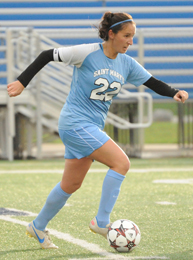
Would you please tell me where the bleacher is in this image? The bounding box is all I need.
[1,1,193,29]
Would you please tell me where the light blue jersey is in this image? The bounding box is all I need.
[54,43,151,130]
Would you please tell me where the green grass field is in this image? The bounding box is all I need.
[0,158,193,260]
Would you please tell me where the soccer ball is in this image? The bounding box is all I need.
[107,219,141,252]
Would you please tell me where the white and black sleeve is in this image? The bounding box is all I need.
[143,76,179,97]
[17,49,62,88]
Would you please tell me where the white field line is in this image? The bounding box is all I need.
[155,201,177,205]
[0,215,125,259]
[70,258,168,260]
[4,205,70,215]
[0,168,193,174]
[0,209,169,260]
[5,208,38,216]
[153,179,193,184]
[0,169,106,174]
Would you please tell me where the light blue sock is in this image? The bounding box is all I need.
[34,182,71,230]
[96,169,125,228]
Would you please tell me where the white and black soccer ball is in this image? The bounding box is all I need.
[107,219,141,252]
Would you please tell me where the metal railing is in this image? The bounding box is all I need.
[178,102,193,149]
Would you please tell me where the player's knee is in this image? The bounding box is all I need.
[72,182,82,193]
[113,157,130,175]
[121,158,130,175]
[61,181,82,194]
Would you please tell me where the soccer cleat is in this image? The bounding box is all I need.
[26,221,58,249]
[89,217,110,239]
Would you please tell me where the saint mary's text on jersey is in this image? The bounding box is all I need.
[94,69,124,84]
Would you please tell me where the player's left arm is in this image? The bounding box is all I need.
[143,76,189,103]
[173,90,189,103]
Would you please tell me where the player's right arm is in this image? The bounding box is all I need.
[7,43,99,97]
[7,49,59,97]
[7,80,25,97]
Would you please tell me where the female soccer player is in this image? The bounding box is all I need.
[7,12,188,249]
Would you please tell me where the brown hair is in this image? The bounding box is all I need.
[98,12,134,41]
